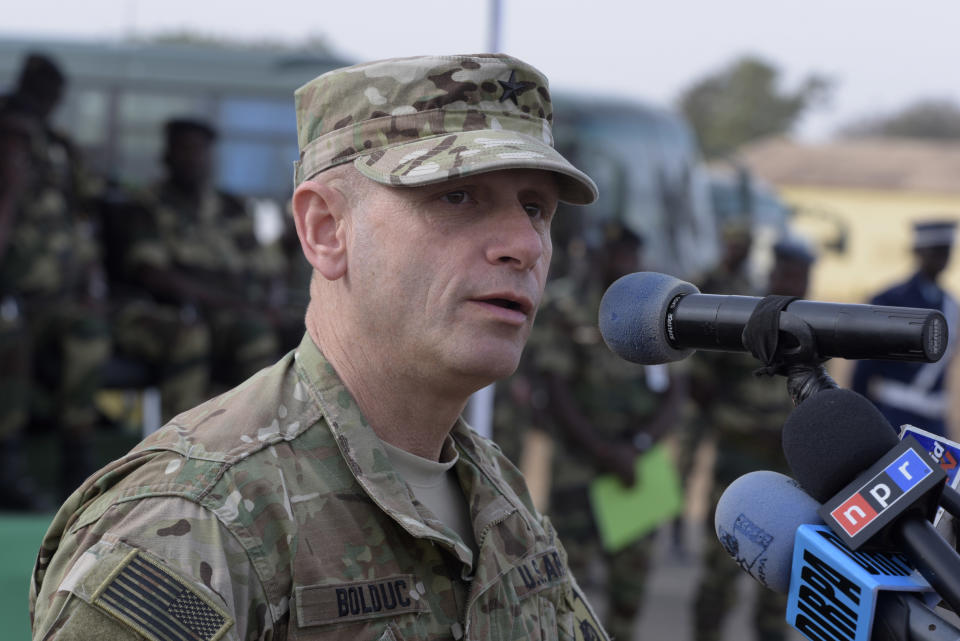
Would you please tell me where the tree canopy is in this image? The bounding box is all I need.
[677,56,831,159]
[837,98,960,140]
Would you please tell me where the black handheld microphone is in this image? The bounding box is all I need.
[716,470,957,641]
[598,272,948,365]
[783,388,960,614]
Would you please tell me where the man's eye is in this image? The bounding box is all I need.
[441,190,470,205]
[523,203,543,218]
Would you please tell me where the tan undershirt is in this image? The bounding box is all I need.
[381,437,479,561]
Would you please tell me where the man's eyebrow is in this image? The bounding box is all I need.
[520,183,560,202]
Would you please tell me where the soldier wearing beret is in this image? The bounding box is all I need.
[31,54,609,641]
[852,219,958,436]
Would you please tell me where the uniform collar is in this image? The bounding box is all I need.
[293,332,519,568]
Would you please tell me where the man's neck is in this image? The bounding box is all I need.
[305,308,471,461]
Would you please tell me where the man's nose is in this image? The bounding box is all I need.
[484,205,546,270]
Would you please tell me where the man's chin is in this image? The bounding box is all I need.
[454,348,523,388]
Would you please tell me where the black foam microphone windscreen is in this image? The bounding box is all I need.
[781,388,899,501]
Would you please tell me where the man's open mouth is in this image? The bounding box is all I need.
[486,298,524,312]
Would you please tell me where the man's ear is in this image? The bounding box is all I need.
[292,179,350,281]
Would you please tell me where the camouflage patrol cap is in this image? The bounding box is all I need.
[293,54,598,205]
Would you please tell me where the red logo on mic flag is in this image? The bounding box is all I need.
[831,494,878,537]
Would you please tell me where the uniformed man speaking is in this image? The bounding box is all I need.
[30,54,608,641]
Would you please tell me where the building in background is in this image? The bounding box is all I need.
[739,135,960,436]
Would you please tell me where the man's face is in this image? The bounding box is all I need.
[343,168,558,391]
[916,245,952,281]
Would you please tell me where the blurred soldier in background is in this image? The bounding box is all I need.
[690,236,816,641]
[0,107,110,508]
[701,220,754,296]
[852,220,957,436]
[672,220,755,552]
[114,118,284,414]
[526,222,686,641]
[0,53,103,222]
[1,53,110,506]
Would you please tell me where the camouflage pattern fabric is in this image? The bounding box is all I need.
[672,265,755,486]
[127,181,283,303]
[0,301,109,445]
[491,374,539,468]
[207,309,281,388]
[122,181,282,387]
[31,332,609,641]
[521,274,668,640]
[0,182,100,301]
[0,176,109,440]
[293,54,597,205]
[112,300,212,420]
[687,272,794,641]
[531,276,668,498]
[563,533,654,641]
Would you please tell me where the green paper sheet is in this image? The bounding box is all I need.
[588,443,684,552]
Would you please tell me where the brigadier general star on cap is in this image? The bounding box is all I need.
[498,70,533,105]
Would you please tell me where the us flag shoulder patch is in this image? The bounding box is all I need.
[92,549,233,641]
[570,584,609,641]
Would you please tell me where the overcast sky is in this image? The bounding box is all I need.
[4,0,958,140]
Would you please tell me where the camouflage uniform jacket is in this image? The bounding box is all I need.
[690,269,791,470]
[124,181,284,306]
[30,332,607,641]
[0,181,100,300]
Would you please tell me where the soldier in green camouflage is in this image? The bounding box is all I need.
[522,223,686,640]
[670,220,754,552]
[0,80,110,507]
[110,118,286,418]
[690,236,816,641]
[31,54,611,641]
[0,53,104,216]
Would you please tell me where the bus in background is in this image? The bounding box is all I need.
[553,94,718,282]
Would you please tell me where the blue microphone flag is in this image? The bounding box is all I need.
[900,424,960,526]
[787,524,936,641]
